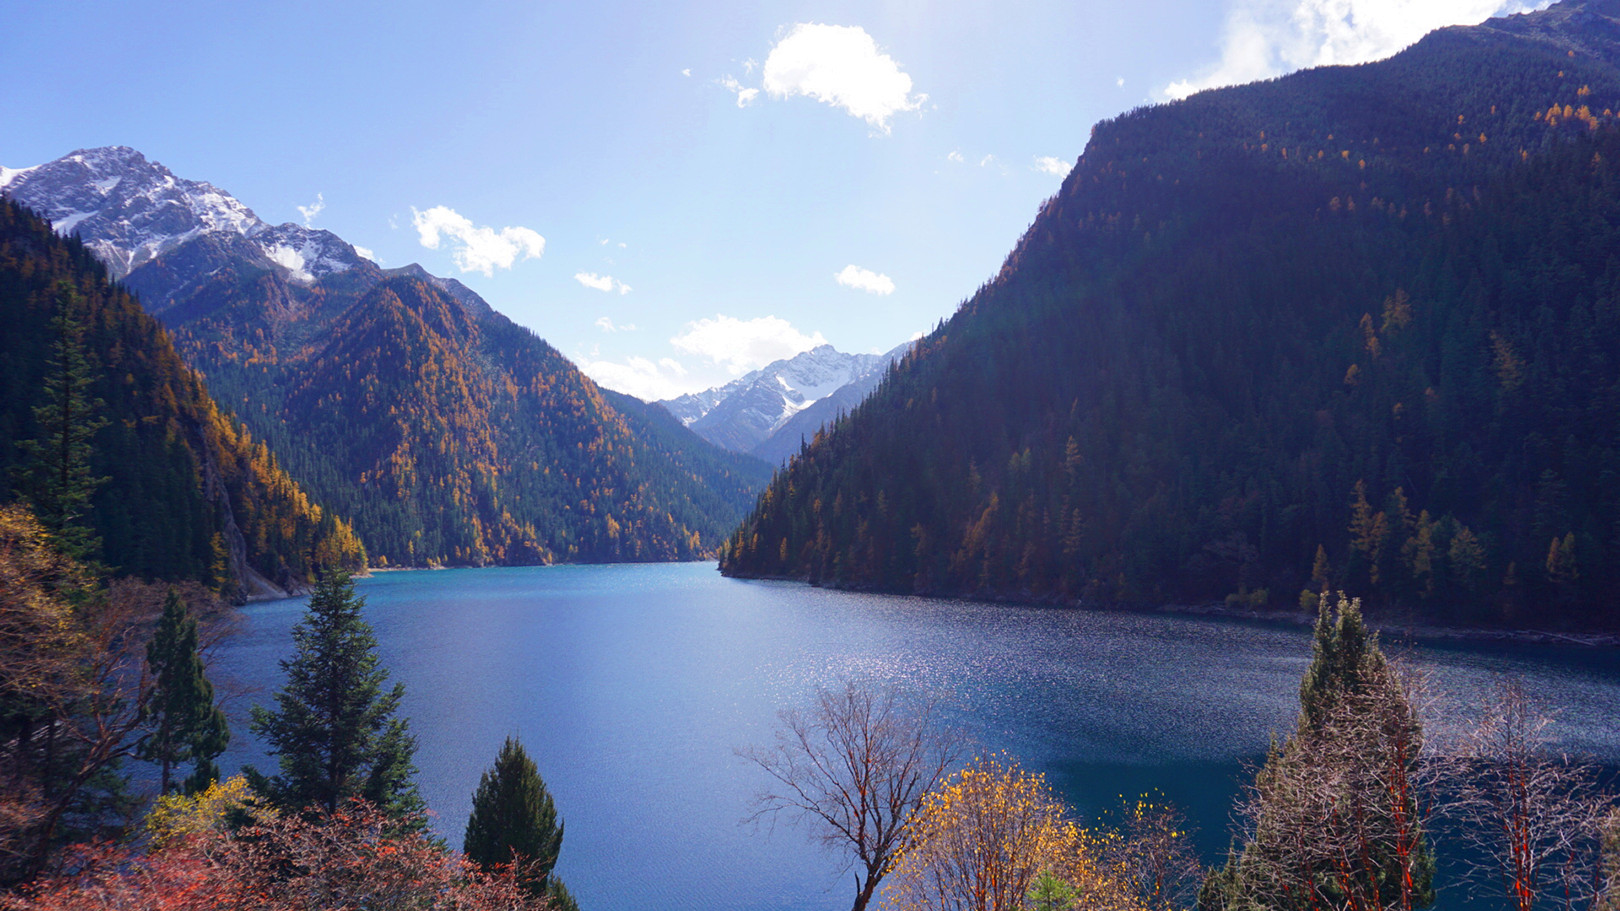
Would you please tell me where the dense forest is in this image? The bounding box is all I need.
[123,241,771,566]
[0,199,364,596]
[723,0,1620,630]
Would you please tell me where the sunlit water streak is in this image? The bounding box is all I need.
[211,563,1620,911]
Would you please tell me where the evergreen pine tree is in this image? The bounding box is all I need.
[463,736,565,898]
[138,590,229,795]
[247,571,423,820]
[1212,594,1435,911]
[14,281,108,564]
[546,877,582,911]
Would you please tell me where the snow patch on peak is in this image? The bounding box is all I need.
[53,211,93,235]
[266,244,314,283]
[255,224,358,282]
[0,165,39,189]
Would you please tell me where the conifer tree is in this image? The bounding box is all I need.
[138,590,229,795]
[14,281,108,564]
[463,736,564,899]
[1204,594,1435,911]
[247,571,423,821]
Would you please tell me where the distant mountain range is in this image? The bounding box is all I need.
[724,0,1620,630]
[659,342,911,464]
[3,147,771,567]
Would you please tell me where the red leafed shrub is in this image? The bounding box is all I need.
[4,800,547,911]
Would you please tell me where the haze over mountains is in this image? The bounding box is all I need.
[2,147,772,568]
[725,0,1620,630]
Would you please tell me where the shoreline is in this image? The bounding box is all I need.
[723,570,1620,648]
[1156,601,1620,648]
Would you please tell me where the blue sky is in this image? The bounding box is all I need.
[2,0,1544,400]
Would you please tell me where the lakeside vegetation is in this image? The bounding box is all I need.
[4,495,1617,911]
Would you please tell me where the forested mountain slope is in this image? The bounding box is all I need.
[3,148,772,566]
[0,199,365,597]
[723,0,1620,629]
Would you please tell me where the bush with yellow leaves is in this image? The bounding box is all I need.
[885,755,1146,911]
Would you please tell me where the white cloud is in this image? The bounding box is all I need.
[1164,0,1550,100]
[761,23,924,131]
[1034,156,1073,178]
[682,67,691,77]
[352,244,378,263]
[834,264,895,295]
[947,150,964,164]
[595,316,637,333]
[578,355,696,402]
[1117,76,1126,88]
[410,205,545,276]
[671,314,827,375]
[297,192,325,227]
[721,75,760,107]
[575,272,632,294]
[979,154,996,167]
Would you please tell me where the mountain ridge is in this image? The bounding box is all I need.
[722,0,1620,630]
[0,198,366,597]
[2,148,772,566]
[658,342,911,462]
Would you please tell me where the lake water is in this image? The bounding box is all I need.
[212,563,1620,911]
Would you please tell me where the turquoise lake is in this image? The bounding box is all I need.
[212,563,1620,911]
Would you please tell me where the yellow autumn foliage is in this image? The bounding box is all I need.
[885,756,1144,911]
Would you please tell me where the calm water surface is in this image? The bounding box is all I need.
[212,563,1620,911]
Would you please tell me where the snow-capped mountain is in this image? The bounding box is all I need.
[0,145,773,565]
[660,342,911,462]
[0,146,363,283]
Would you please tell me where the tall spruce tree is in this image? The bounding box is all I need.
[463,736,565,900]
[138,590,229,795]
[247,571,423,820]
[13,281,108,565]
[1202,594,1435,911]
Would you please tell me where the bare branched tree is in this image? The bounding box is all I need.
[738,681,966,911]
[1101,796,1205,911]
[1445,678,1611,911]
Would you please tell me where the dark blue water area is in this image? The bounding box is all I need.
[209,563,1620,911]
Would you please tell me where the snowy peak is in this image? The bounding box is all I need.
[658,342,910,458]
[0,146,368,287]
[662,345,889,426]
[1,146,265,278]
